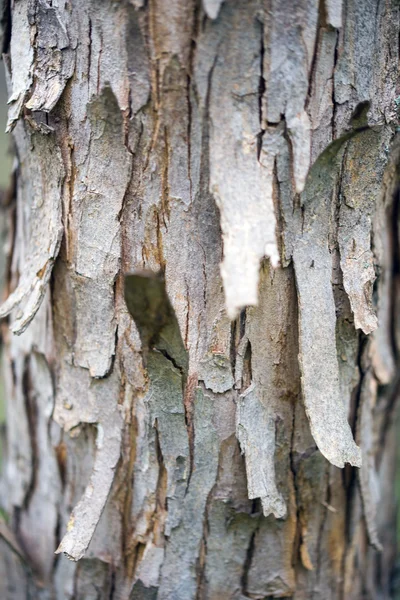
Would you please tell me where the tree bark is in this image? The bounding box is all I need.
[0,1,399,598]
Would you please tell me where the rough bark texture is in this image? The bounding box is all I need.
[0,0,399,598]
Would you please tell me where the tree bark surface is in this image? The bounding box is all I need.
[0,1,399,599]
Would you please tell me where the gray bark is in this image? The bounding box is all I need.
[0,0,399,598]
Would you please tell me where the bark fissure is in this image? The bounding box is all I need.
[0,1,399,598]
[21,358,38,512]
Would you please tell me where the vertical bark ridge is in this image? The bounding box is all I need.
[0,1,399,598]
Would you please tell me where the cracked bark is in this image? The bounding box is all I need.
[0,1,399,599]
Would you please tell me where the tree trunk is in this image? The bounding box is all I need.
[0,0,399,598]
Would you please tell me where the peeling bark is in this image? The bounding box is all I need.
[0,1,399,599]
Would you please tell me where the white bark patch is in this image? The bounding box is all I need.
[206,0,318,318]
[6,0,33,132]
[0,127,63,334]
[236,384,286,518]
[325,0,342,28]
[202,0,224,19]
[208,3,279,319]
[287,111,312,194]
[212,123,279,320]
